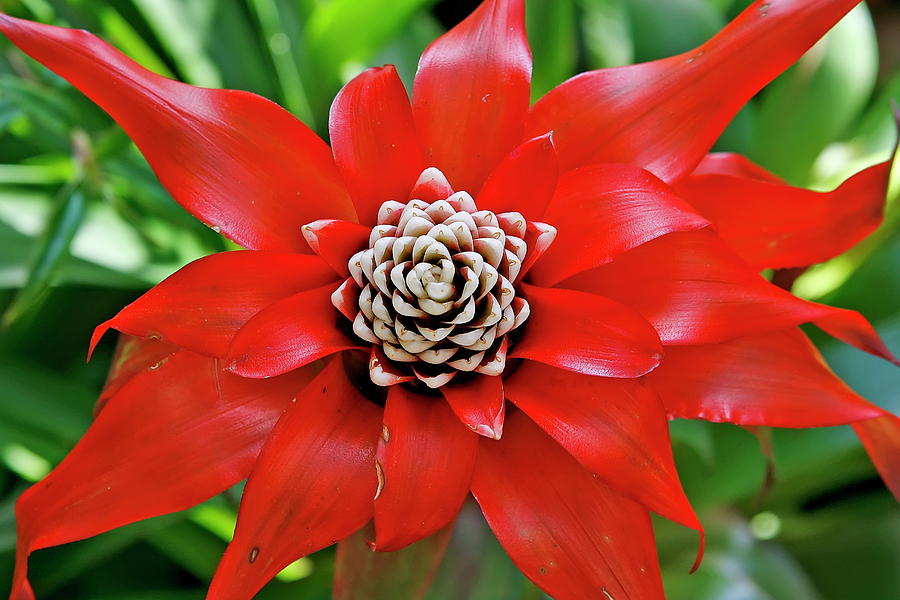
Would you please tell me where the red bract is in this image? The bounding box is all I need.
[2,1,898,598]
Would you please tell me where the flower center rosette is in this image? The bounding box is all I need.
[329,168,550,389]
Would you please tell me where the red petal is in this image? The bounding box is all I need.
[692,152,785,182]
[332,278,361,321]
[511,284,663,378]
[506,362,701,533]
[374,385,478,551]
[815,310,899,366]
[517,221,558,281]
[413,0,531,192]
[97,334,179,408]
[409,167,454,202]
[301,219,371,277]
[854,415,900,501]
[529,164,709,286]
[471,411,666,600]
[90,251,338,359]
[441,374,505,439]
[527,0,859,182]
[475,133,558,218]
[11,351,313,600]
[12,581,34,600]
[650,328,886,427]
[676,156,894,269]
[208,358,381,600]
[333,522,452,600]
[0,15,354,252]
[226,285,362,378]
[330,66,427,226]
[564,230,896,359]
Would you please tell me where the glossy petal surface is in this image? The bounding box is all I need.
[511,284,663,378]
[564,230,893,356]
[413,0,531,192]
[529,164,709,285]
[0,15,355,251]
[97,334,179,409]
[226,285,361,378]
[472,411,665,600]
[374,385,478,551]
[330,66,426,226]
[476,133,558,218]
[302,220,371,277]
[677,156,894,269]
[11,351,313,600]
[91,252,338,358]
[650,328,886,427]
[527,0,859,181]
[506,362,700,532]
[208,358,381,600]
[691,152,786,181]
[441,374,505,440]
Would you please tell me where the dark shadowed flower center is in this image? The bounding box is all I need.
[332,167,539,389]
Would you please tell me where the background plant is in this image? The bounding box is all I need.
[0,0,897,598]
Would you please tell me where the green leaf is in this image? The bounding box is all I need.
[129,0,223,87]
[305,0,434,117]
[626,0,723,62]
[31,514,183,595]
[0,353,93,463]
[334,523,451,600]
[3,183,86,325]
[527,0,578,99]
[664,518,822,600]
[750,4,878,185]
[143,520,226,580]
[670,418,716,467]
[577,0,634,69]
[372,12,443,92]
[247,0,316,126]
[785,510,900,600]
[95,6,175,78]
[427,503,543,600]
[0,74,76,143]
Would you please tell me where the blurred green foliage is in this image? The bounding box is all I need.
[0,0,898,598]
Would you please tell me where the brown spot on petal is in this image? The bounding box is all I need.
[381,424,390,443]
[248,547,260,564]
[374,459,385,500]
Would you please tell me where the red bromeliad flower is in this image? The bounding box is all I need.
[3,1,900,598]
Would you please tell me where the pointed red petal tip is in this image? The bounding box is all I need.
[413,0,531,193]
[300,219,370,277]
[0,14,356,252]
[373,385,477,552]
[476,131,559,218]
[690,532,706,573]
[529,0,863,182]
[224,285,361,378]
[472,416,504,441]
[329,64,426,226]
[87,319,113,361]
[530,163,710,286]
[441,374,506,440]
[472,412,667,600]
[652,328,890,428]
[13,351,311,600]
[512,285,664,378]
[207,358,381,600]
[408,167,454,201]
[854,414,900,501]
